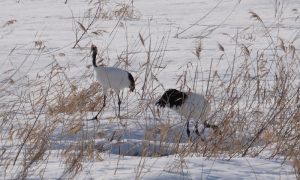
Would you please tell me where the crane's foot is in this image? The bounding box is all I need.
[88,116,98,121]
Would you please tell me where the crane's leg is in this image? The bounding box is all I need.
[91,95,106,120]
[194,121,200,136]
[117,94,121,117]
[186,120,191,138]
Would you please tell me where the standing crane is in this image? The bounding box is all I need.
[90,45,135,120]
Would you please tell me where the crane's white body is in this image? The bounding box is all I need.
[90,44,135,119]
[94,66,132,94]
[172,92,210,122]
[156,89,214,138]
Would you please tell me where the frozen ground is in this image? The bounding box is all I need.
[15,154,296,179]
[0,0,299,179]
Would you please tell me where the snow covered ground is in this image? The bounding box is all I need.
[20,154,296,179]
[1,0,300,179]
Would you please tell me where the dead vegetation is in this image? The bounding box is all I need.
[0,0,300,179]
[72,0,140,48]
[48,82,103,115]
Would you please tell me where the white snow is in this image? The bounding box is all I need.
[1,0,299,179]
[34,154,295,179]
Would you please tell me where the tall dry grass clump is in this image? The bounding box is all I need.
[1,0,300,179]
[176,8,300,166]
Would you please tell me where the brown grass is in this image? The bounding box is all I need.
[1,1,300,179]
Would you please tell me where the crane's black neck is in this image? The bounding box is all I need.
[92,50,97,67]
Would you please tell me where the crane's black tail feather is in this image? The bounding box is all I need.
[128,72,135,92]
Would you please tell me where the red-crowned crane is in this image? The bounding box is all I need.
[155,89,217,138]
[90,45,135,120]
